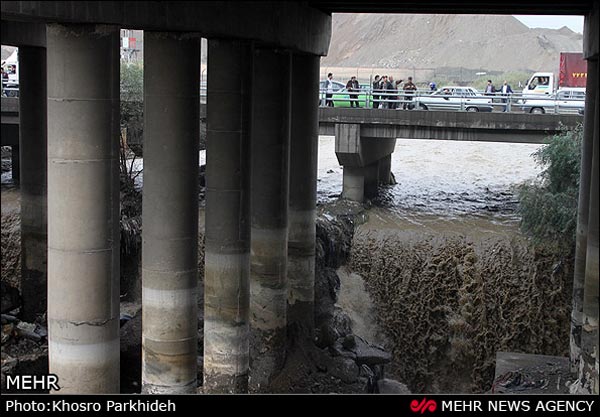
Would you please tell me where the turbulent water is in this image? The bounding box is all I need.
[317,135,542,219]
[317,136,572,393]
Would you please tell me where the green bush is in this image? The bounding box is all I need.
[516,124,583,247]
[120,62,144,155]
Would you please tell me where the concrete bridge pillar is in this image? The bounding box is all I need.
[575,2,599,394]
[364,161,379,199]
[18,46,47,322]
[378,154,392,185]
[581,94,598,393]
[571,57,598,373]
[141,32,200,394]
[336,124,396,202]
[288,53,319,338]
[249,47,292,390]
[46,24,120,393]
[203,39,253,394]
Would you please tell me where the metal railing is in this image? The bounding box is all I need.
[2,82,583,115]
[318,88,585,114]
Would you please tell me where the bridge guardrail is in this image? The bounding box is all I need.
[318,88,585,114]
[2,83,583,115]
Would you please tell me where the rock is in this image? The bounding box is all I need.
[350,335,392,367]
[2,323,14,344]
[1,351,49,393]
[329,356,359,384]
[1,282,20,314]
[377,378,411,394]
[120,312,142,393]
[342,334,356,350]
[330,338,357,360]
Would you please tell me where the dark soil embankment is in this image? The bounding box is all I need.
[349,233,572,393]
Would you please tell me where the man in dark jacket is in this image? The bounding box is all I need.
[372,75,381,109]
[402,76,417,110]
[484,79,496,96]
[346,76,361,108]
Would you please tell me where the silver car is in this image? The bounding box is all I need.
[518,87,585,115]
[416,86,493,112]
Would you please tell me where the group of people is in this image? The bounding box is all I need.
[371,75,418,109]
[324,72,419,109]
[484,79,515,112]
[325,73,517,112]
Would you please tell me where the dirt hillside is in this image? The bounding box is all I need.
[322,14,583,73]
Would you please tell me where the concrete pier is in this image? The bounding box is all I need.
[46,24,120,393]
[288,53,319,337]
[364,161,379,199]
[336,124,395,202]
[18,46,47,322]
[141,32,200,394]
[571,58,597,371]
[580,70,599,394]
[378,154,392,185]
[203,39,253,394]
[249,47,291,390]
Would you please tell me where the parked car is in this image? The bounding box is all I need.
[517,87,586,115]
[416,86,493,112]
[319,80,369,107]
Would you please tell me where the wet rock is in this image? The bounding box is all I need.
[1,282,20,314]
[120,311,142,393]
[2,323,14,344]
[329,356,359,384]
[330,338,357,360]
[342,334,357,350]
[377,378,411,394]
[347,335,392,367]
[1,351,49,393]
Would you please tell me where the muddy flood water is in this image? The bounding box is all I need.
[317,136,572,393]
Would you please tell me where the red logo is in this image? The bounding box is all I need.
[410,398,437,414]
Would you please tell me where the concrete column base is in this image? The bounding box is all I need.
[342,166,365,202]
[342,162,380,201]
[364,161,379,199]
[378,154,392,185]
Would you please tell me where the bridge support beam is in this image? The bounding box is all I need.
[141,32,200,394]
[575,1,599,394]
[47,24,120,393]
[581,95,598,394]
[18,45,47,322]
[203,39,252,394]
[288,53,319,339]
[249,47,291,391]
[571,57,597,373]
[335,124,395,202]
[378,154,392,185]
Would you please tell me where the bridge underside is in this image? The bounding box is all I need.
[1,0,598,395]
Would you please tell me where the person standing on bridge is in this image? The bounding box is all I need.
[346,76,360,108]
[402,76,417,110]
[484,79,496,96]
[326,73,335,107]
[372,75,381,109]
[500,80,514,112]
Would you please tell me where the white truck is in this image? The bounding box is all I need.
[1,48,19,97]
[518,53,587,114]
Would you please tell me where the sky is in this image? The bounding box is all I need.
[513,15,584,33]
